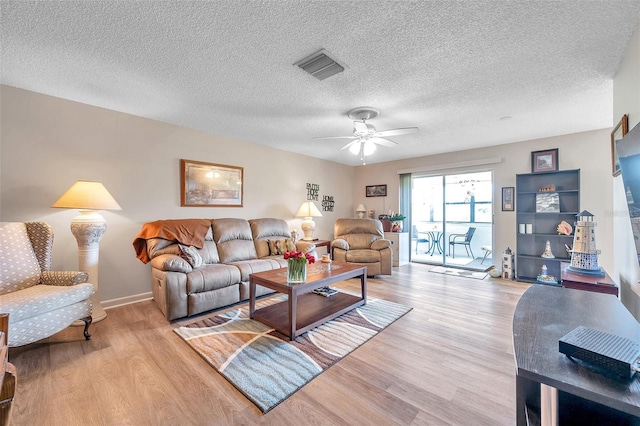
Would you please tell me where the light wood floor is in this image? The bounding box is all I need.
[9,263,529,425]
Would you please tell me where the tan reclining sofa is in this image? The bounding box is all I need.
[133,217,317,321]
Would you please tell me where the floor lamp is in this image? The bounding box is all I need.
[52,180,121,322]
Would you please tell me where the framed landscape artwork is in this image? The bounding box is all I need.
[611,114,628,176]
[531,149,559,173]
[180,159,243,207]
[366,184,387,197]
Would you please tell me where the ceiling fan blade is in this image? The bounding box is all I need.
[353,121,369,134]
[340,140,360,150]
[313,135,358,140]
[370,137,398,147]
[375,127,419,137]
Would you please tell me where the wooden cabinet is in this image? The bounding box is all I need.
[516,169,580,283]
[384,232,409,267]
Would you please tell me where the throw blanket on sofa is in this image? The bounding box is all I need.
[133,219,212,263]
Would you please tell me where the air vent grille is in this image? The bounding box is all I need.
[294,49,344,81]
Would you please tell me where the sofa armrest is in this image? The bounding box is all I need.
[295,241,316,253]
[331,239,349,251]
[150,254,193,273]
[371,239,392,250]
[41,271,89,286]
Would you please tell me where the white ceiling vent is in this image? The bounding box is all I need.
[294,49,345,81]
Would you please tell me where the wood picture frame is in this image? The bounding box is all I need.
[502,187,514,211]
[180,159,243,207]
[611,114,629,177]
[366,184,387,197]
[531,148,559,173]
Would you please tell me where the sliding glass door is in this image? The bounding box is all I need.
[411,171,493,270]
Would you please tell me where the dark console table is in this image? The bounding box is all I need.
[513,285,640,425]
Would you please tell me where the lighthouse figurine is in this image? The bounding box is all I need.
[566,210,605,276]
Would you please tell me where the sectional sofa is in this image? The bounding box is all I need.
[133,217,317,320]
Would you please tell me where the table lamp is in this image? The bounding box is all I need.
[355,204,367,218]
[295,201,322,241]
[52,180,121,322]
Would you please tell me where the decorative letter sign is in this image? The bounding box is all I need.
[307,183,319,201]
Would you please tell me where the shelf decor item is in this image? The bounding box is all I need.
[557,220,573,235]
[566,210,604,276]
[531,148,559,173]
[611,114,628,177]
[541,240,555,258]
[284,250,315,283]
[536,192,560,213]
[389,213,406,232]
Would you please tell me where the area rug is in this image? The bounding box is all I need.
[174,296,412,413]
[430,265,488,280]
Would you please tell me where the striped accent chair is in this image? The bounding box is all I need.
[0,222,94,347]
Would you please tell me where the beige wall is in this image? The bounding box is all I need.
[613,25,640,316]
[352,129,614,275]
[0,85,354,306]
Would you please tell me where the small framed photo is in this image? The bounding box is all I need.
[366,184,387,197]
[611,114,628,177]
[180,159,243,207]
[531,148,559,173]
[501,187,514,211]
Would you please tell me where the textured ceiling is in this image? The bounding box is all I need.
[2,1,640,166]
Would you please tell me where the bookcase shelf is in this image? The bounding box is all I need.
[516,169,580,283]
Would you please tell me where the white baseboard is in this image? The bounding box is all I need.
[102,292,153,310]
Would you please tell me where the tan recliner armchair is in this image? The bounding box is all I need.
[331,219,393,276]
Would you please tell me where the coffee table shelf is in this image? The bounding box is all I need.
[249,262,367,340]
[253,291,364,337]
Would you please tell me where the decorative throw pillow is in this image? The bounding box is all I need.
[178,244,203,268]
[267,238,296,255]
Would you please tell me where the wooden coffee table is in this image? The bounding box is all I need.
[249,262,367,340]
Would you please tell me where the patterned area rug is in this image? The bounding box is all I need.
[174,296,412,413]
[430,265,488,280]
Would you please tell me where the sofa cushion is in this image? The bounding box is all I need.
[267,238,296,255]
[186,264,242,294]
[227,259,284,282]
[213,218,258,263]
[0,283,95,322]
[345,249,381,264]
[179,244,204,268]
[0,222,42,295]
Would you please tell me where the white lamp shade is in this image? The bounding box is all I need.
[52,181,121,211]
[295,201,322,218]
[356,204,366,212]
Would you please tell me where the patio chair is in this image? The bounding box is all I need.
[448,227,476,258]
[412,225,431,254]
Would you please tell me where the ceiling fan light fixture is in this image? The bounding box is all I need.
[349,142,361,155]
[363,141,376,156]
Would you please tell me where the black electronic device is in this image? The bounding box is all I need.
[559,326,640,379]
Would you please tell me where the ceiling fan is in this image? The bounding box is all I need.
[314,107,419,164]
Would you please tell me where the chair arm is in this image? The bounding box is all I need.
[40,271,89,286]
[371,239,392,250]
[449,233,465,243]
[331,239,349,251]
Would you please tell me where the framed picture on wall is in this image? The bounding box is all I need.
[180,159,243,207]
[611,114,629,177]
[502,187,514,211]
[366,184,387,197]
[531,148,559,173]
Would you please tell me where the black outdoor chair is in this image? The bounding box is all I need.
[448,227,476,258]
[412,225,431,254]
